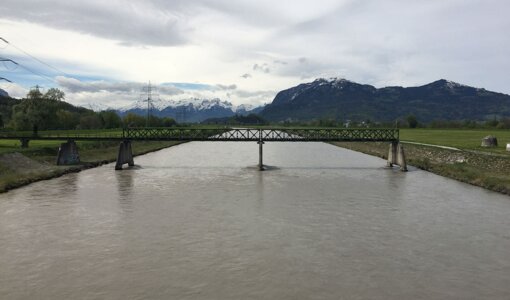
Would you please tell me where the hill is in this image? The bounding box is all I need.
[0,89,20,126]
[260,78,510,122]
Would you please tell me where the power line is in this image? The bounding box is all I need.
[0,77,12,83]
[0,37,70,77]
[0,56,56,84]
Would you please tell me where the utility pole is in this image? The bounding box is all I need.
[141,81,158,127]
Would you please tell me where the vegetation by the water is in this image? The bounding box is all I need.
[0,140,183,193]
[333,141,510,195]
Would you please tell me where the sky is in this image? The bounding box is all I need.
[0,0,509,109]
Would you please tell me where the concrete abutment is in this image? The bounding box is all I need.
[56,140,80,165]
[20,138,29,148]
[115,140,134,170]
[387,142,407,172]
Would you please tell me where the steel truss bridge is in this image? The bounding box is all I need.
[0,127,405,171]
[0,127,399,142]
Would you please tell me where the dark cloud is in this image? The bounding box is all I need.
[241,73,252,79]
[0,0,189,46]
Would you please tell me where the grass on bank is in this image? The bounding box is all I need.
[333,141,510,195]
[400,128,510,154]
[0,140,183,193]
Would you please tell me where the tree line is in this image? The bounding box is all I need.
[1,88,176,131]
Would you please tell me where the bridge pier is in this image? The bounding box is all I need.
[20,138,29,148]
[387,142,407,171]
[115,140,134,170]
[56,140,80,165]
[258,141,264,170]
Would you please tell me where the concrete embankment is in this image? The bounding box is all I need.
[0,141,184,193]
[332,141,510,195]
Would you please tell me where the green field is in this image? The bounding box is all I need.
[400,129,510,154]
[1,127,509,154]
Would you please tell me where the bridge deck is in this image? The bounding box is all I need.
[0,128,399,142]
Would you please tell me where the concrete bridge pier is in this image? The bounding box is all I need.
[115,140,134,170]
[387,142,407,172]
[258,141,265,171]
[20,138,29,148]
[56,140,80,165]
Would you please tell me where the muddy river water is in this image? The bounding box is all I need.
[1,142,510,299]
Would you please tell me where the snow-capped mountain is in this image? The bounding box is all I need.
[260,78,510,122]
[86,102,114,112]
[116,98,263,123]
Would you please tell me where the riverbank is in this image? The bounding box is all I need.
[0,141,184,193]
[332,142,510,195]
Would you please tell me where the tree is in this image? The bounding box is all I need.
[26,87,43,100]
[44,88,65,101]
[99,110,122,128]
[9,99,55,130]
[123,113,146,127]
[162,117,177,127]
[406,114,418,128]
[78,114,102,129]
[56,109,79,129]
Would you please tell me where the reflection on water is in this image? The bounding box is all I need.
[1,142,510,299]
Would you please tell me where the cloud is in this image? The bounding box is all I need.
[232,89,276,105]
[0,82,28,98]
[216,84,237,90]
[253,63,270,73]
[0,0,190,46]
[2,0,510,105]
[56,76,184,95]
[54,76,265,107]
[163,82,212,90]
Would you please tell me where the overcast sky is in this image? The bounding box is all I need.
[0,0,509,108]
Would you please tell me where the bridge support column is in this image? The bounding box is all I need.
[56,140,80,165]
[115,140,134,170]
[258,141,264,171]
[20,138,29,148]
[387,142,407,172]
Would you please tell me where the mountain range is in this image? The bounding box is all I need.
[113,98,264,123]
[260,78,510,122]
[5,78,510,124]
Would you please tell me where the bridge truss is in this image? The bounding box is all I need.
[124,127,399,142]
[0,127,405,171]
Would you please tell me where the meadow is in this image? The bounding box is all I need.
[400,128,510,154]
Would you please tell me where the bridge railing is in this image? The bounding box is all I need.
[0,129,125,140]
[274,128,399,141]
[0,127,399,142]
[125,127,399,142]
[125,127,234,140]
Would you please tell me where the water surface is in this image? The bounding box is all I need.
[1,142,510,299]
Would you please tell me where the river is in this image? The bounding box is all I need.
[1,142,510,299]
